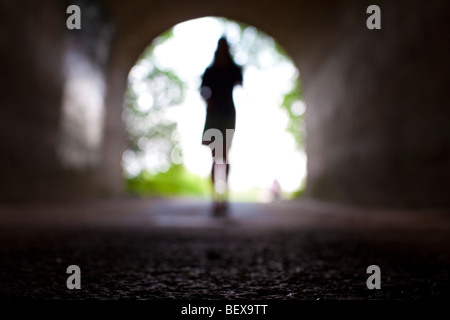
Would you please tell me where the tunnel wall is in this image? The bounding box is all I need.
[0,0,67,201]
[0,0,118,201]
[1,0,449,209]
[300,0,450,209]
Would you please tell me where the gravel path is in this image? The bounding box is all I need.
[0,198,448,301]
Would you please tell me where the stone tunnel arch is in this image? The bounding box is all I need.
[1,0,449,209]
[99,1,330,201]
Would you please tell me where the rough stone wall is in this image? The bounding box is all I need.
[299,0,450,209]
[0,0,66,200]
[0,0,116,200]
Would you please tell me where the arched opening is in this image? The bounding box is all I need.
[121,17,306,203]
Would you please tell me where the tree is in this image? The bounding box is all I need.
[122,30,185,177]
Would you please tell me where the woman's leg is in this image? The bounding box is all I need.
[211,149,218,203]
[221,145,230,209]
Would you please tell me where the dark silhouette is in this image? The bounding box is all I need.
[201,37,243,214]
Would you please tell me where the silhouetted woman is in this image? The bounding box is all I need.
[200,37,243,214]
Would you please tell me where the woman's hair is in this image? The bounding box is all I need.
[213,36,234,66]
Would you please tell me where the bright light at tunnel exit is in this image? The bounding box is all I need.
[127,17,307,199]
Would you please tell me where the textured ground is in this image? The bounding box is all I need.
[0,197,449,301]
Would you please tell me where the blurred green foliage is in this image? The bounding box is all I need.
[123,52,183,157]
[125,164,210,197]
[280,80,305,150]
[123,29,211,198]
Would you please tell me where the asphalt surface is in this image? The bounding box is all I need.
[0,197,449,301]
